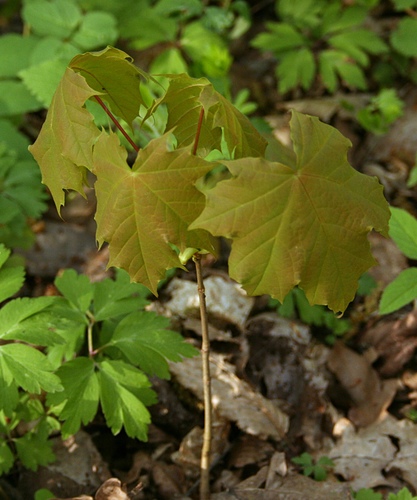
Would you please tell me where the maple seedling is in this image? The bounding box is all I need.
[29,46,390,499]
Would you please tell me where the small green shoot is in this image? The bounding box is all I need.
[357,89,404,135]
[291,452,334,481]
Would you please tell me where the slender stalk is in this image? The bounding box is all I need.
[193,254,212,500]
[192,107,205,156]
[93,95,139,153]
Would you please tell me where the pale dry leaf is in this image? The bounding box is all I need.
[164,276,255,330]
[330,414,417,491]
[169,353,289,441]
[95,478,129,500]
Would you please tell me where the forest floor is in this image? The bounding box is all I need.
[3,5,417,500]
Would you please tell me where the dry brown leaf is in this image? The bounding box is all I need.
[330,414,417,491]
[169,353,289,441]
[327,341,398,426]
[361,310,417,377]
[95,478,129,500]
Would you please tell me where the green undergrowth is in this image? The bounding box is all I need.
[0,260,197,474]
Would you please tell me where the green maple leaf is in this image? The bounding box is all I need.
[93,131,217,294]
[29,67,100,211]
[160,73,267,159]
[69,46,149,127]
[191,110,390,313]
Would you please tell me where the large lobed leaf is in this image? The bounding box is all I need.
[191,111,390,313]
[69,46,147,127]
[28,67,100,211]
[93,131,217,294]
[159,73,267,158]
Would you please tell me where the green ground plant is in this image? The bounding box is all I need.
[291,452,335,481]
[251,0,417,95]
[354,487,417,499]
[379,206,417,314]
[0,264,197,474]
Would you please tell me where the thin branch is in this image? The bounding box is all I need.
[193,254,212,500]
[93,95,139,153]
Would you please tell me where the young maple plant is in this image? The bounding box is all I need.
[30,46,389,497]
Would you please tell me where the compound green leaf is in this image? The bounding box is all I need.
[93,270,149,321]
[277,48,315,93]
[0,81,42,116]
[29,67,100,211]
[97,359,155,440]
[380,268,417,314]
[0,441,14,475]
[22,0,82,39]
[0,244,25,303]
[14,430,55,471]
[93,131,217,294]
[109,311,199,378]
[0,34,38,78]
[0,344,62,394]
[47,357,99,437]
[71,12,119,51]
[69,47,148,127]
[55,269,93,313]
[191,110,389,313]
[0,297,58,339]
[391,17,417,57]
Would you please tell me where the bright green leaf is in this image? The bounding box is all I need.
[0,440,14,475]
[0,34,39,78]
[47,357,99,437]
[93,131,217,294]
[0,244,25,303]
[0,344,63,394]
[191,111,389,313]
[14,430,55,470]
[98,359,155,440]
[391,18,417,57]
[251,22,306,54]
[380,268,417,314]
[55,269,93,312]
[29,67,100,211]
[19,56,72,108]
[109,311,199,378]
[22,0,82,39]
[72,11,118,51]
[0,297,58,339]
[389,207,417,259]
[93,270,149,321]
[0,81,42,116]
[276,48,315,93]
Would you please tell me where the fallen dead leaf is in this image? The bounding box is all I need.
[169,353,289,441]
[360,310,417,377]
[327,341,398,426]
[330,414,417,492]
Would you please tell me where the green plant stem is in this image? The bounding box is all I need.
[93,95,139,153]
[86,310,95,357]
[193,253,212,500]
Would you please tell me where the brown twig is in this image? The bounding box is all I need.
[193,254,212,500]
